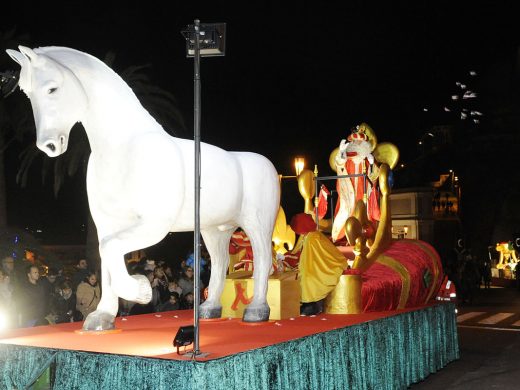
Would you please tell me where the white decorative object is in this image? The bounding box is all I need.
[7,46,280,330]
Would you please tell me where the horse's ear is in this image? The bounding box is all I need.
[18,46,44,66]
[6,49,26,66]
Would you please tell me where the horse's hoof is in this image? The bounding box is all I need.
[132,274,152,304]
[243,303,270,322]
[83,310,115,331]
[199,303,222,319]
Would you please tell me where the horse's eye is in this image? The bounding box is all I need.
[48,87,57,94]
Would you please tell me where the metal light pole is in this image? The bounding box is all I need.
[181,20,226,358]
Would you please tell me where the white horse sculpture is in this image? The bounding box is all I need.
[7,46,280,330]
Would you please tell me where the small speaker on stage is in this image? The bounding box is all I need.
[173,325,194,355]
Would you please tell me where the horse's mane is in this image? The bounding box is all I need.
[34,46,144,112]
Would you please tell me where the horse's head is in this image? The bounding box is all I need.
[6,46,88,157]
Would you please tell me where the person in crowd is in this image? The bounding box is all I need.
[185,252,207,272]
[72,259,90,291]
[153,266,170,303]
[18,264,47,327]
[163,264,174,280]
[50,281,81,323]
[176,258,189,278]
[76,271,101,320]
[145,270,161,308]
[178,267,203,299]
[0,269,14,327]
[156,292,180,312]
[460,252,480,304]
[1,256,18,293]
[143,259,156,272]
[0,269,11,302]
[181,291,194,310]
[481,259,492,289]
[167,280,183,297]
[40,267,60,315]
[1,256,16,279]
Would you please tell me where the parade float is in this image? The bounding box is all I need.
[0,46,458,390]
[223,124,445,318]
[491,241,519,284]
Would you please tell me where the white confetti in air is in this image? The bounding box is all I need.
[122,317,128,321]
[470,71,477,76]
[321,318,327,321]
[473,119,480,124]
[463,91,477,99]
[444,107,451,112]
[423,108,428,111]
[460,84,466,89]
[470,110,483,116]
[155,314,162,317]
[451,95,459,100]
[289,318,295,321]
[173,315,179,318]
[310,315,317,318]
[461,112,467,119]
[275,322,282,326]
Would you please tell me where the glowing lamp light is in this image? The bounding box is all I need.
[294,157,305,176]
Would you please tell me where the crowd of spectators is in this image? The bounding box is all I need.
[121,256,207,316]
[0,250,210,329]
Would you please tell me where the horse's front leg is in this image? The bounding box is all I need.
[82,220,171,331]
[82,261,119,331]
[199,227,235,319]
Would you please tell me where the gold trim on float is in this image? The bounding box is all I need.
[406,240,441,303]
[376,255,411,309]
[324,274,362,314]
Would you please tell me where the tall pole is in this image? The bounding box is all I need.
[193,18,202,356]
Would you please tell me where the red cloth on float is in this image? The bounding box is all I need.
[289,213,317,235]
[317,185,330,219]
[359,239,443,312]
[229,231,253,258]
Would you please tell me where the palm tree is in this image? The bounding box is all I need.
[16,51,186,269]
[0,28,31,229]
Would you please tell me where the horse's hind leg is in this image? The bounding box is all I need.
[242,223,273,322]
[199,226,235,319]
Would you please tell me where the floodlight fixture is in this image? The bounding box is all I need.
[173,325,195,355]
[182,22,226,57]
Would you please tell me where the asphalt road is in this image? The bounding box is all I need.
[410,286,520,389]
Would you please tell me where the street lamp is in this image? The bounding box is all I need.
[181,19,226,359]
[294,157,305,176]
[280,157,306,179]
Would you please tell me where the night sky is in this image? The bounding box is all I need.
[1,2,519,248]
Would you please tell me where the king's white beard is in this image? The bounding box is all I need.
[346,140,372,164]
